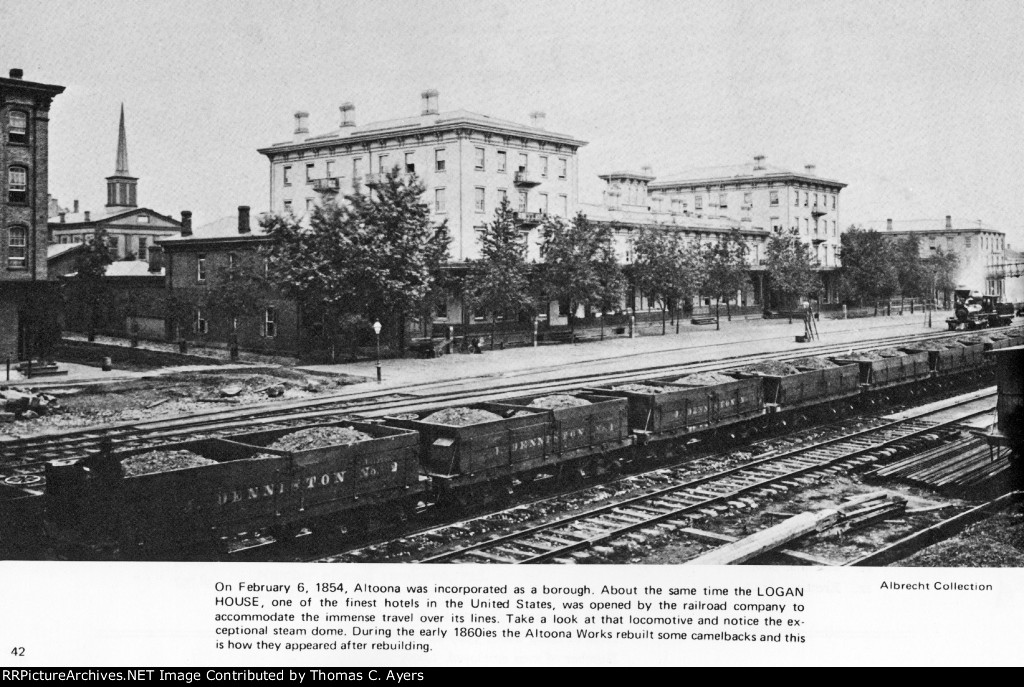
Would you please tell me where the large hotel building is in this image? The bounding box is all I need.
[257,90,586,263]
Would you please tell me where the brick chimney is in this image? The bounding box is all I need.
[421,89,439,116]
[339,102,355,127]
[945,215,952,229]
[293,111,309,143]
[84,211,90,222]
[805,164,816,175]
[886,218,893,231]
[180,210,192,236]
[73,199,79,213]
[530,111,546,129]
[8,68,23,79]
[238,206,251,234]
[753,154,766,171]
[59,213,66,224]
[148,245,163,273]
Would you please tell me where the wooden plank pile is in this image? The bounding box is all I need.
[685,492,908,565]
[862,436,1009,495]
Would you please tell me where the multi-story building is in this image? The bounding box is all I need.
[584,171,765,310]
[158,207,299,356]
[48,105,180,264]
[1,68,64,360]
[257,90,586,262]
[642,156,847,301]
[866,216,1008,299]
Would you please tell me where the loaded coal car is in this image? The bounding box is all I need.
[489,392,632,477]
[730,357,862,423]
[586,370,763,444]
[381,403,551,508]
[899,339,988,382]
[829,347,930,396]
[38,420,424,558]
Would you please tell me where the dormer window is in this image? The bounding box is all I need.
[8,111,28,144]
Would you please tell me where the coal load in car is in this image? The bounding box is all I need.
[831,349,930,387]
[382,403,550,477]
[589,372,762,436]
[900,342,986,376]
[734,359,860,408]
[490,392,630,455]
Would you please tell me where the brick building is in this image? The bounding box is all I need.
[0,68,64,360]
[158,207,300,357]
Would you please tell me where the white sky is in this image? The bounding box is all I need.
[6,0,1024,247]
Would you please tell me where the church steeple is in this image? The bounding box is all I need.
[115,104,129,174]
[105,103,138,210]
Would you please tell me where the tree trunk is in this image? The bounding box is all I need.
[726,298,732,321]
[661,303,666,335]
[716,298,721,330]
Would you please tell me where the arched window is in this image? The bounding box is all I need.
[7,111,28,144]
[7,226,27,269]
[8,166,28,203]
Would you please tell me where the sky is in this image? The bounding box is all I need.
[5,0,1024,247]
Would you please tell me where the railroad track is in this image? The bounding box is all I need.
[413,390,995,564]
[0,328,994,467]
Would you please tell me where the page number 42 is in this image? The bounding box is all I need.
[11,647,25,656]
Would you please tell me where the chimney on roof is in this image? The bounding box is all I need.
[84,211,90,222]
[886,218,893,231]
[238,206,251,234]
[421,89,439,116]
[8,68,23,80]
[73,199,79,214]
[339,102,355,127]
[753,154,766,171]
[805,164,816,175]
[530,111,546,129]
[293,111,309,143]
[181,210,192,236]
[148,245,163,273]
[945,215,952,229]
[59,213,66,224]
[641,165,653,177]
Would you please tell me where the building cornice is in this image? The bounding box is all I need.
[258,119,587,158]
[650,173,847,191]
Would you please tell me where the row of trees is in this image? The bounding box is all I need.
[258,168,828,351]
[838,228,960,308]
[463,198,822,339]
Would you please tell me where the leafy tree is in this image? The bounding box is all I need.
[631,227,703,332]
[538,213,623,334]
[464,198,536,346]
[764,228,820,309]
[893,234,928,300]
[204,260,269,341]
[262,167,450,354]
[702,228,750,322]
[922,248,960,308]
[73,227,114,341]
[837,227,899,310]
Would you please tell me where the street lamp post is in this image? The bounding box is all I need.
[373,320,382,383]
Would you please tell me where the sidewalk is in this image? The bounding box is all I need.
[298,311,951,393]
